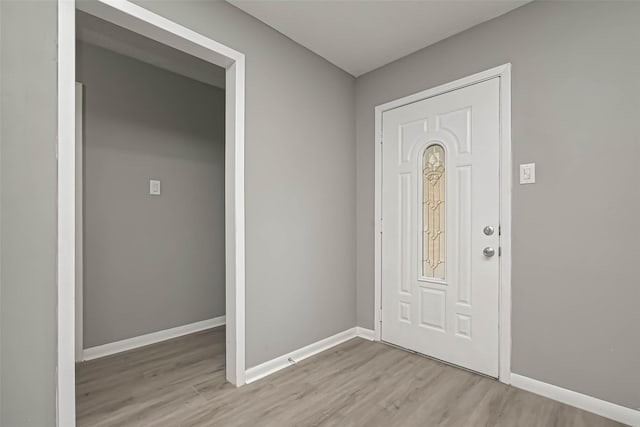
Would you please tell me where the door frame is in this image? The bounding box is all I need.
[373,64,512,384]
[57,1,246,425]
[75,82,84,363]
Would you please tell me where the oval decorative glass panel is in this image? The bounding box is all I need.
[422,144,445,280]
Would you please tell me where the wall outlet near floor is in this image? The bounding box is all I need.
[519,163,536,184]
[149,179,161,195]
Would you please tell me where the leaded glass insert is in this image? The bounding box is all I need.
[422,145,445,280]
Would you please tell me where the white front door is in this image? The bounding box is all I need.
[381,78,501,377]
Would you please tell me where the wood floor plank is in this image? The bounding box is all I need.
[76,327,627,426]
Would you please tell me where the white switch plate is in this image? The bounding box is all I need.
[149,179,161,195]
[520,163,536,184]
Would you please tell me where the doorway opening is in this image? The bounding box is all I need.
[57,1,245,425]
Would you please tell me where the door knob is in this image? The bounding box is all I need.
[483,247,496,258]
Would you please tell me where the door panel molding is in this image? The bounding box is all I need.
[374,64,512,383]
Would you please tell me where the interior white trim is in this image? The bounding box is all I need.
[57,2,77,426]
[355,327,375,341]
[224,56,247,389]
[511,374,640,426]
[75,82,84,363]
[497,66,513,384]
[82,316,226,361]
[245,327,373,384]
[58,1,246,425]
[373,64,513,383]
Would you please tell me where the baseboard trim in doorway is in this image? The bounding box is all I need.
[82,316,226,362]
[355,327,375,341]
[244,327,375,384]
[511,374,640,426]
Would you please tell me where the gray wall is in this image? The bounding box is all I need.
[356,1,640,410]
[132,0,357,368]
[0,1,58,425]
[77,42,226,348]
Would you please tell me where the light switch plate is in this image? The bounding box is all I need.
[149,179,161,195]
[520,163,535,184]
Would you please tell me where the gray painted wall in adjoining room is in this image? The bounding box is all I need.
[77,42,226,348]
[355,1,640,410]
[0,1,58,425]
[132,0,357,368]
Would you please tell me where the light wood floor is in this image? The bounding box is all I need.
[76,327,625,427]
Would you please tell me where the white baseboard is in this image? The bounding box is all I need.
[82,316,226,361]
[245,327,373,384]
[511,374,640,426]
[355,327,375,341]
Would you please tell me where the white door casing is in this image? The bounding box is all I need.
[381,78,501,377]
[76,82,84,362]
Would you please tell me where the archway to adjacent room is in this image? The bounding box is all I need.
[57,1,246,425]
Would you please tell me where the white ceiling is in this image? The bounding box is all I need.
[227,0,530,76]
[76,11,226,89]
